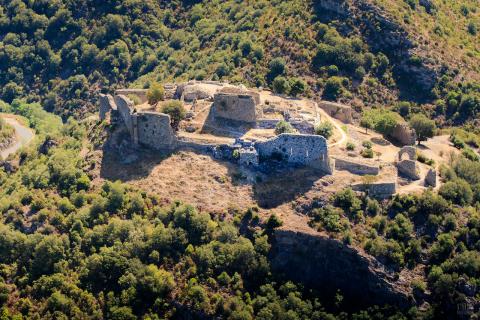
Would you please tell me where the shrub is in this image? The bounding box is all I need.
[274,120,295,135]
[161,100,186,130]
[315,121,334,139]
[272,76,290,94]
[322,77,346,101]
[289,78,307,97]
[362,141,373,149]
[462,148,480,162]
[267,58,286,81]
[361,109,400,136]
[361,148,374,158]
[439,179,473,205]
[147,83,165,105]
[346,142,355,151]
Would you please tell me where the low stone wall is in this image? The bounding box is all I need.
[115,89,148,103]
[255,134,332,173]
[334,157,380,175]
[257,119,281,129]
[352,181,397,199]
[319,101,352,124]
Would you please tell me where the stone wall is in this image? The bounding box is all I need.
[319,101,352,124]
[255,134,332,173]
[213,92,259,123]
[114,95,135,136]
[352,181,397,199]
[334,157,380,175]
[99,94,116,121]
[134,111,176,150]
[397,160,420,180]
[115,89,148,103]
[391,123,417,146]
[271,229,411,308]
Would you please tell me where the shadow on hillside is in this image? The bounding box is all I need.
[252,166,327,209]
[200,104,254,139]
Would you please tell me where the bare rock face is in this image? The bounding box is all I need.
[270,229,413,309]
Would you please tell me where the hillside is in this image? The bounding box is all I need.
[1,0,478,123]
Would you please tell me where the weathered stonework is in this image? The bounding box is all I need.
[115,89,148,103]
[255,134,332,173]
[425,168,437,187]
[135,111,176,150]
[352,181,397,199]
[213,92,260,123]
[319,101,353,124]
[334,157,380,175]
[398,146,416,161]
[238,147,259,167]
[99,94,116,121]
[397,160,420,180]
[391,123,417,146]
[114,95,135,137]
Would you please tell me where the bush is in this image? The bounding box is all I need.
[322,77,346,101]
[361,109,400,136]
[289,78,307,97]
[361,148,374,158]
[346,142,355,151]
[147,83,165,105]
[272,76,290,94]
[161,100,186,130]
[315,121,334,139]
[274,120,295,135]
[439,179,473,206]
[410,114,436,145]
[362,141,373,149]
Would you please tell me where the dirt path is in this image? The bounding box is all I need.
[0,116,35,159]
[317,107,347,147]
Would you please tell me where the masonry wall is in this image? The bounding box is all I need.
[352,181,397,199]
[114,95,134,136]
[135,111,176,150]
[213,93,258,123]
[99,94,116,121]
[334,157,380,175]
[255,134,332,173]
[390,123,416,146]
[319,101,353,124]
[115,89,148,103]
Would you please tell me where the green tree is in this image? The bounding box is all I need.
[409,114,436,145]
[274,121,295,135]
[147,83,165,105]
[272,77,290,94]
[322,77,345,101]
[360,113,374,134]
[161,100,186,130]
[315,121,334,139]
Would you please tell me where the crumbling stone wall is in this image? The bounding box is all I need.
[115,89,148,103]
[99,94,116,121]
[319,101,352,124]
[238,148,259,166]
[391,123,417,146]
[334,157,380,175]
[213,92,259,123]
[135,111,176,150]
[353,181,397,199]
[397,160,420,180]
[398,146,416,161]
[255,134,332,173]
[114,95,135,136]
[425,168,437,187]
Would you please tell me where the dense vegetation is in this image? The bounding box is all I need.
[0,117,14,147]
[0,99,417,320]
[1,0,478,124]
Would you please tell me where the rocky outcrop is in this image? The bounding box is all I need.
[271,229,412,309]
